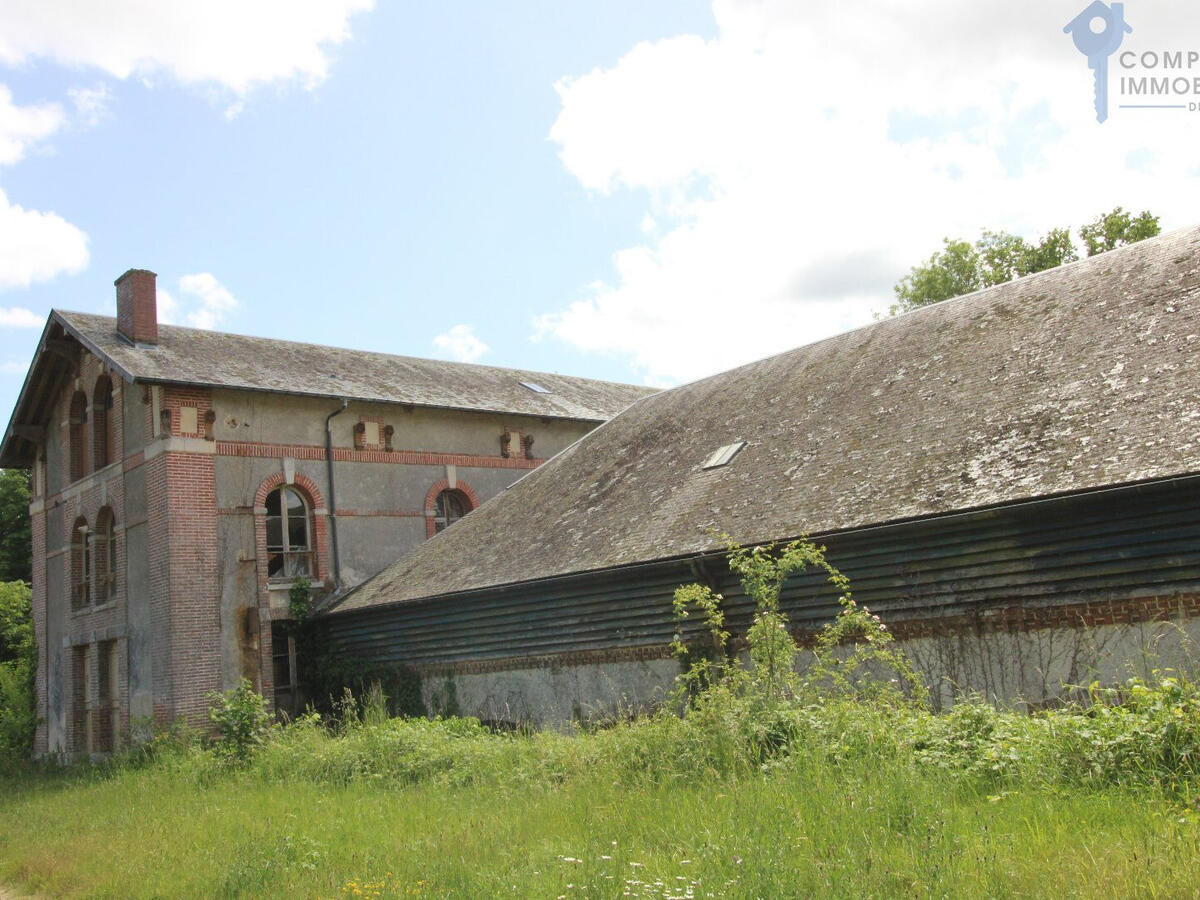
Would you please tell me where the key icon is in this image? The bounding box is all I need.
[1064,2,1132,123]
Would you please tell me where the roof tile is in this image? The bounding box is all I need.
[333,225,1200,614]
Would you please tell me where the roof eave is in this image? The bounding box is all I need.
[55,310,642,424]
[0,311,101,468]
[114,375,615,424]
[324,470,1200,618]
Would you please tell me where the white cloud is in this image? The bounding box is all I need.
[539,0,1200,385]
[0,307,43,328]
[0,84,63,167]
[0,188,88,291]
[67,83,111,127]
[156,287,179,325]
[0,86,95,292]
[433,324,489,363]
[175,273,239,329]
[158,274,240,329]
[0,359,29,374]
[0,0,377,296]
[0,0,375,96]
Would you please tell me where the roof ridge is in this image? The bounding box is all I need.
[651,222,1200,398]
[53,310,659,390]
[332,221,1200,612]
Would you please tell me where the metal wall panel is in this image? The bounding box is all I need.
[324,477,1200,668]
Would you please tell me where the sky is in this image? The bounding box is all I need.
[0,0,1198,427]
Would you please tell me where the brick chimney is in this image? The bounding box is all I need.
[115,269,158,345]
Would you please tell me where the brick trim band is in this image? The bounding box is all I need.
[418,644,676,677]
[217,440,541,469]
[408,593,1200,676]
[870,592,1200,642]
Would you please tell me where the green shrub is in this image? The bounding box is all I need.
[0,661,36,760]
[292,619,425,720]
[207,679,273,763]
[0,581,35,761]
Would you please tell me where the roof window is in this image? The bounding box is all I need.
[702,441,747,470]
[520,381,551,394]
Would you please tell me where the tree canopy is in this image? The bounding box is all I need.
[891,208,1161,315]
[0,580,34,758]
[0,470,30,584]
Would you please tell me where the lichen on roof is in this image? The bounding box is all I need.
[1,314,657,467]
[57,313,655,420]
[333,224,1200,615]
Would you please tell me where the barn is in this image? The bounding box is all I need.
[324,225,1200,721]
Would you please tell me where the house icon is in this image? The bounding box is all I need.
[1063,1,1132,59]
[1063,1,1132,122]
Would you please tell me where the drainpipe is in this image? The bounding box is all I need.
[324,400,348,591]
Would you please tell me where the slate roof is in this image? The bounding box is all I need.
[333,224,1200,614]
[0,312,656,466]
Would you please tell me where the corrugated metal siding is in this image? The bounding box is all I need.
[324,477,1200,667]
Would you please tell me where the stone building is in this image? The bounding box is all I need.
[0,269,653,756]
[327,226,1200,722]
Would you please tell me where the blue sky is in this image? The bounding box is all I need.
[0,1,1198,426]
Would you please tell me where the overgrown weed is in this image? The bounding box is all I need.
[134,539,1198,806]
[13,540,1200,807]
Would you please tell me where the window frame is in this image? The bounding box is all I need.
[94,508,116,605]
[68,391,88,483]
[92,376,114,471]
[264,486,315,580]
[432,488,471,534]
[71,518,90,610]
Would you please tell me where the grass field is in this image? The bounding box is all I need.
[1,748,1198,897]
[3,560,1198,898]
[1,689,1198,899]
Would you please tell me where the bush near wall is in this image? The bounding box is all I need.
[0,581,35,761]
[292,619,425,721]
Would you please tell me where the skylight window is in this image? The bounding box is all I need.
[520,381,551,394]
[702,441,747,470]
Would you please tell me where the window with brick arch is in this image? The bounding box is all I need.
[94,507,116,604]
[71,517,90,610]
[96,639,120,752]
[433,489,472,534]
[265,486,313,579]
[68,391,88,483]
[71,644,90,752]
[92,376,114,470]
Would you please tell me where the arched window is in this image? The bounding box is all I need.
[265,486,313,578]
[69,391,88,483]
[432,489,471,534]
[71,517,90,609]
[92,376,113,470]
[94,508,116,604]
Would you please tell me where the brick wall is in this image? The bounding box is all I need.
[31,367,592,744]
[40,352,133,755]
[30,506,47,754]
[144,450,171,726]
[878,592,1200,642]
[164,449,222,723]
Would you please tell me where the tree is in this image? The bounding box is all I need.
[0,580,35,759]
[891,208,1160,315]
[0,471,34,759]
[891,239,981,314]
[0,470,30,584]
[1079,207,1161,257]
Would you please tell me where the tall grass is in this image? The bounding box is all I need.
[3,540,1198,897]
[2,689,1199,898]
[174,671,1200,798]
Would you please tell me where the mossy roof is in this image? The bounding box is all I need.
[333,224,1200,614]
[1,314,656,465]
